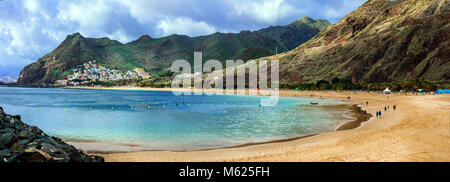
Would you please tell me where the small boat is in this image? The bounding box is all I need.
[310,102,319,105]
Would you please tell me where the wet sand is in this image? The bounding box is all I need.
[67,87,450,161]
[337,104,372,131]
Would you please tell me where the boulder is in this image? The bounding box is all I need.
[18,130,30,138]
[10,151,49,162]
[28,126,44,135]
[11,143,26,153]
[0,132,14,146]
[51,136,63,142]
[4,115,11,122]
[67,152,88,162]
[40,143,58,154]
[9,117,16,124]
[17,139,30,145]
[43,136,61,147]
[0,149,12,158]
[12,115,21,121]
[0,128,14,133]
[92,156,105,162]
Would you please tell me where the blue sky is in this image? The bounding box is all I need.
[0,0,366,76]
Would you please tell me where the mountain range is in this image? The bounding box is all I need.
[264,0,449,84]
[17,0,450,86]
[17,17,330,85]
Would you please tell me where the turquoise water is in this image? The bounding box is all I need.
[0,87,353,150]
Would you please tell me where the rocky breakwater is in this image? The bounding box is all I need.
[0,107,104,162]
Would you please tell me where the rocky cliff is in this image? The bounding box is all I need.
[262,0,449,84]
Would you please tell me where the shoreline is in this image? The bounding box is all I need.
[91,89,449,162]
[336,104,373,131]
[12,86,449,161]
[64,86,372,154]
[68,104,371,154]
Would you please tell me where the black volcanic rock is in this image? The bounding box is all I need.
[0,107,104,162]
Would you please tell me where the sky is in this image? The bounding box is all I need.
[0,0,366,76]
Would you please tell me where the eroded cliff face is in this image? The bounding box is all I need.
[268,0,449,83]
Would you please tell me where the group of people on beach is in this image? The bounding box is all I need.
[376,104,397,118]
[361,99,397,119]
[384,105,397,112]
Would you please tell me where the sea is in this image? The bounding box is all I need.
[0,87,355,150]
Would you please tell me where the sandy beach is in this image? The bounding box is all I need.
[67,86,450,162]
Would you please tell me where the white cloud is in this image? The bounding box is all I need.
[119,0,169,24]
[107,29,134,43]
[0,0,63,68]
[57,1,118,34]
[230,0,303,24]
[156,17,216,37]
[118,0,197,24]
[24,0,39,13]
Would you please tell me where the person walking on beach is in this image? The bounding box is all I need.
[384,106,387,112]
[379,110,382,117]
[393,105,396,111]
[366,101,368,105]
[376,111,379,118]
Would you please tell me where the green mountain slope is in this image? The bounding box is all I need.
[18,17,330,84]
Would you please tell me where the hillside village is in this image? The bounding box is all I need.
[56,60,150,86]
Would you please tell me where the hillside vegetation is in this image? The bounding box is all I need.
[18,17,330,85]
